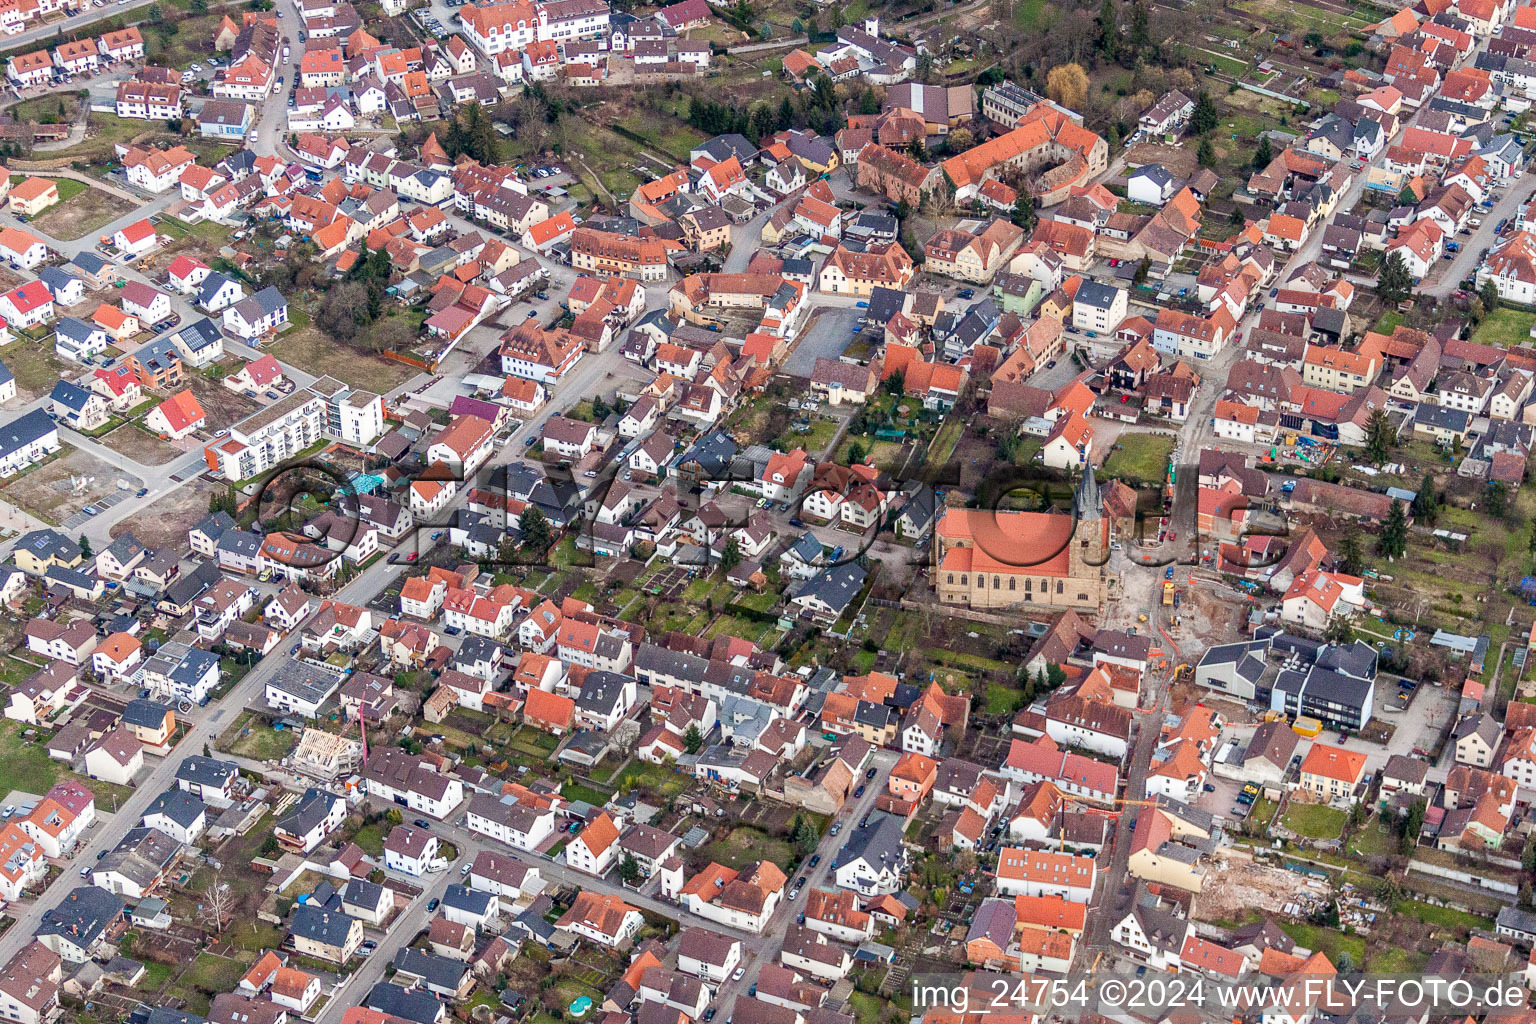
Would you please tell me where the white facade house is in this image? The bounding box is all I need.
[382,824,440,876]
[677,928,742,983]
[464,794,557,852]
[565,812,621,876]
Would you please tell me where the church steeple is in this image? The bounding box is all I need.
[1075,462,1102,522]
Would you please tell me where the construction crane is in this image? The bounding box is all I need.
[1100,796,1161,819]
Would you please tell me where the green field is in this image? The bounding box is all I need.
[985,682,1026,714]
[1471,306,1536,349]
[1281,803,1347,840]
[37,112,151,163]
[158,217,236,244]
[1101,432,1174,483]
[698,826,793,871]
[0,720,105,797]
[616,761,689,799]
[561,781,611,806]
[8,176,88,202]
[1012,0,1056,30]
[1392,899,1492,933]
[218,711,297,762]
[1278,921,1366,964]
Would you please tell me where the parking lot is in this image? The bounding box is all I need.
[60,487,135,530]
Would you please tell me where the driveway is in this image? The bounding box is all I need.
[784,307,861,376]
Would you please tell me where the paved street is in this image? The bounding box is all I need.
[0,0,159,57]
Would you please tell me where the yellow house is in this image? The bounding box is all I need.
[1125,802,1210,893]
[1039,287,1072,322]
[290,905,363,963]
[680,209,732,252]
[1301,343,1379,393]
[8,177,59,218]
[13,529,84,575]
[122,695,174,748]
[1298,743,1367,803]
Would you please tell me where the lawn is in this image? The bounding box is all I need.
[849,991,883,1024]
[1249,795,1279,828]
[778,416,839,456]
[731,589,779,613]
[158,217,236,245]
[698,826,793,871]
[42,112,155,163]
[8,176,87,202]
[224,920,284,953]
[265,324,420,394]
[1374,311,1406,333]
[0,719,72,796]
[1100,432,1174,484]
[350,820,389,856]
[615,113,707,164]
[1232,0,1369,32]
[8,93,81,125]
[1471,306,1536,349]
[1281,802,1347,840]
[142,12,222,70]
[561,781,611,806]
[615,761,689,798]
[834,436,904,469]
[1012,0,1056,30]
[0,658,35,685]
[985,682,1026,714]
[703,613,781,646]
[1365,945,1426,973]
[1346,820,1400,857]
[172,952,247,1011]
[217,711,298,762]
[925,416,964,471]
[140,961,173,993]
[2,342,73,397]
[505,726,559,759]
[1278,921,1366,965]
[1392,899,1492,933]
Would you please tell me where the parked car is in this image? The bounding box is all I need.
[414,819,431,829]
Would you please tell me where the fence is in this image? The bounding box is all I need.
[1406,857,1519,897]
[726,35,808,54]
[380,350,435,372]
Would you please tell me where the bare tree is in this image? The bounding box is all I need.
[199,871,235,936]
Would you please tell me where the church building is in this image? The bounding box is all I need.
[932,467,1114,612]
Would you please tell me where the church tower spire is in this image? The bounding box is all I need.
[1075,462,1102,522]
